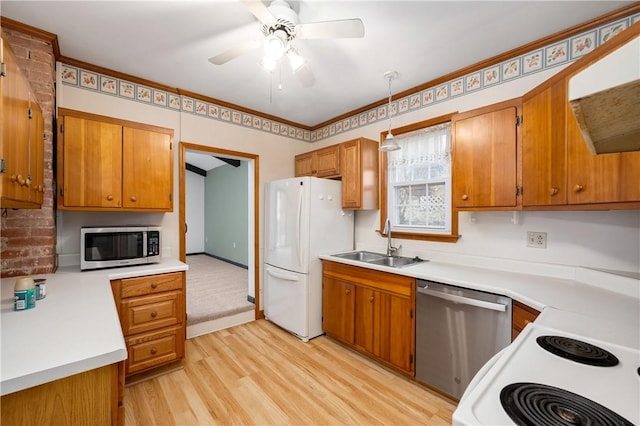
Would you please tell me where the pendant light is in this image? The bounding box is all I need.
[379,70,400,152]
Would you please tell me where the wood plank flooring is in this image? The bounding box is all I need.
[124,320,456,425]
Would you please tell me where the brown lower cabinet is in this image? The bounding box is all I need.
[322,260,415,375]
[512,300,540,341]
[0,362,124,426]
[110,271,186,378]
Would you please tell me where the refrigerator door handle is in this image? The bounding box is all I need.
[266,266,301,282]
[297,184,304,268]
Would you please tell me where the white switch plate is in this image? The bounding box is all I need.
[527,231,547,248]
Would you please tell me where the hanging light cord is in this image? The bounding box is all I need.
[387,76,393,135]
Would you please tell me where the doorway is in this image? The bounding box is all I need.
[179,142,260,337]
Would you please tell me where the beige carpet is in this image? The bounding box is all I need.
[185,254,254,325]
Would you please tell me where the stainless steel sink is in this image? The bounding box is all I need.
[368,256,423,268]
[330,251,426,268]
[330,250,387,262]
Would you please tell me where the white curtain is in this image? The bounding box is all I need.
[388,122,451,182]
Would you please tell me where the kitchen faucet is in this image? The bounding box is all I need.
[383,218,401,257]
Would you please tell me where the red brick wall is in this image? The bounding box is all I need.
[1,29,56,277]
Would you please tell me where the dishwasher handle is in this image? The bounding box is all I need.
[417,287,507,312]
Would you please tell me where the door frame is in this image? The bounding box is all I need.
[179,141,262,320]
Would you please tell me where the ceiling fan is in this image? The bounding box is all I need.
[208,0,365,88]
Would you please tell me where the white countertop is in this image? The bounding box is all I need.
[0,258,188,396]
[320,253,640,327]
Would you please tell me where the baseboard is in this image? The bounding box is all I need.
[195,252,248,270]
[186,310,255,339]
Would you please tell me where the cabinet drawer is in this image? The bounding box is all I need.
[120,272,182,298]
[121,291,182,335]
[125,326,183,375]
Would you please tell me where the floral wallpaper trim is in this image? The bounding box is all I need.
[60,13,638,143]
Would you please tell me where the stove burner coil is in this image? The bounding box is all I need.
[536,335,619,367]
[500,382,633,426]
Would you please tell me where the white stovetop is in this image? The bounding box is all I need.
[0,258,187,396]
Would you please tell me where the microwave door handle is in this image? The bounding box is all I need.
[143,231,148,256]
[417,287,507,312]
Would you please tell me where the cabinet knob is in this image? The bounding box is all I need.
[16,174,25,185]
[345,289,351,295]
[549,187,558,196]
[461,194,469,201]
[368,296,374,302]
[150,347,157,355]
[130,195,137,202]
[106,195,114,201]
[150,311,157,318]
[573,184,584,193]
[151,282,158,289]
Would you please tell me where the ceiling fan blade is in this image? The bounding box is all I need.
[208,39,262,65]
[240,0,276,25]
[295,19,365,39]
[295,64,315,88]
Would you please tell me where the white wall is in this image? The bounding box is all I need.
[56,58,640,281]
[317,66,640,274]
[185,170,205,254]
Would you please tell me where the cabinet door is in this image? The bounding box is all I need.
[354,286,377,354]
[522,81,567,206]
[62,116,122,207]
[294,152,315,177]
[567,103,640,204]
[29,98,45,205]
[122,127,173,210]
[315,145,340,178]
[387,294,414,373]
[1,38,32,207]
[341,139,362,209]
[322,276,355,344]
[453,101,519,208]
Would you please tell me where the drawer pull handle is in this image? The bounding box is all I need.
[130,195,137,202]
[345,289,351,295]
[107,194,114,201]
[573,184,584,193]
[549,187,558,196]
[368,296,374,302]
[461,194,469,201]
[150,347,157,355]
[150,311,157,318]
[151,282,158,289]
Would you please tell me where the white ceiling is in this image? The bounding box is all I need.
[1,1,633,127]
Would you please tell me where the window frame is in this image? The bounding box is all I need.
[379,113,460,243]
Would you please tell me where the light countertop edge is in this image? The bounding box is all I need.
[1,258,188,396]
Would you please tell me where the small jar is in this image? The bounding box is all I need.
[14,276,36,310]
[35,278,47,300]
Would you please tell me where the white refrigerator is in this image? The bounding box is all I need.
[264,177,354,341]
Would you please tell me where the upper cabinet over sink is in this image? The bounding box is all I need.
[57,108,174,212]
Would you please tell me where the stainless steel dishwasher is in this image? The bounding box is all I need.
[415,280,511,400]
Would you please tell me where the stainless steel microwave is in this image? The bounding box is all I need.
[80,226,161,270]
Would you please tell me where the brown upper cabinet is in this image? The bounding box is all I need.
[295,137,379,210]
[452,98,521,210]
[522,24,640,209]
[57,108,174,212]
[294,144,340,178]
[1,36,45,209]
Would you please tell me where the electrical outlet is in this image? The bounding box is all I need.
[527,231,547,248]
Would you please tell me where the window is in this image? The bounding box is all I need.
[380,115,459,242]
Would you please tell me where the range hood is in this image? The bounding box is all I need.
[568,34,639,154]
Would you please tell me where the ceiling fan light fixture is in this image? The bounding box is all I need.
[380,71,401,152]
[264,29,288,60]
[286,47,306,73]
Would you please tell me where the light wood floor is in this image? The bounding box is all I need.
[124,320,456,425]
